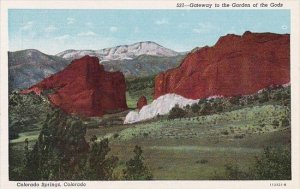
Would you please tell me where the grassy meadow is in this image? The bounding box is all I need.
[10,85,291,180]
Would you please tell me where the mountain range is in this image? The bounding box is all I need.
[9,42,184,90]
[56,41,180,61]
[8,49,69,90]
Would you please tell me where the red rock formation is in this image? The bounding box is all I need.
[21,55,127,116]
[137,96,147,110]
[154,31,290,99]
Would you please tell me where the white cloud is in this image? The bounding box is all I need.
[109,26,118,32]
[155,18,169,25]
[54,34,71,40]
[77,31,97,36]
[192,23,217,34]
[67,17,75,25]
[20,21,34,31]
[44,25,57,33]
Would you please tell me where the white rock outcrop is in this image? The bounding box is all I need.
[124,94,199,124]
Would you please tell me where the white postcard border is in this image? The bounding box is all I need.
[1,1,299,189]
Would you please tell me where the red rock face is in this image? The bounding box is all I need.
[21,56,128,116]
[154,31,290,99]
[137,96,147,110]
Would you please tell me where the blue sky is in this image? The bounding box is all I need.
[9,9,290,55]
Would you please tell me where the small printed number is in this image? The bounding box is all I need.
[177,3,185,7]
[270,183,286,187]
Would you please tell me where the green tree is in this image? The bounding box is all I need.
[123,145,153,180]
[22,110,88,180]
[83,138,118,180]
[21,109,124,181]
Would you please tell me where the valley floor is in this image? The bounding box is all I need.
[10,104,291,180]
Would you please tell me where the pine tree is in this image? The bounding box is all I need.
[123,145,153,180]
[83,138,118,180]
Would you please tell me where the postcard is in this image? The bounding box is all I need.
[0,0,299,188]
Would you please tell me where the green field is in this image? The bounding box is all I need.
[88,104,290,179]
[10,102,291,180]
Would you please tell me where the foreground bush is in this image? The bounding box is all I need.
[213,146,291,180]
[251,146,291,180]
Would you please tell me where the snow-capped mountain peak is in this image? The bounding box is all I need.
[56,41,180,62]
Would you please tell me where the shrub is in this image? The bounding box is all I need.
[143,132,149,137]
[272,120,280,127]
[214,146,291,180]
[195,159,208,164]
[223,163,249,180]
[168,104,186,119]
[258,90,269,103]
[259,123,265,128]
[199,103,212,115]
[229,96,241,105]
[185,104,190,110]
[273,92,282,101]
[234,134,245,139]
[123,145,153,180]
[200,159,208,164]
[251,146,291,180]
[215,104,224,112]
[90,135,97,142]
[221,130,229,135]
[281,117,290,127]
[191,103,200,113]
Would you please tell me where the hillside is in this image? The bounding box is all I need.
[8,49,70,90]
